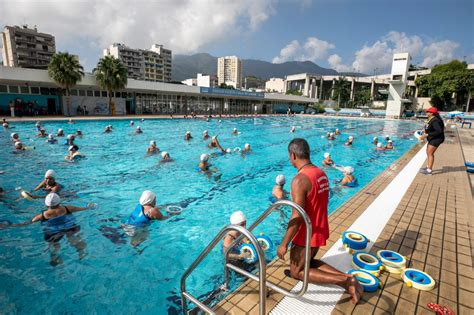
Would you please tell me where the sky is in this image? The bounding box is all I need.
[0,0,473,74]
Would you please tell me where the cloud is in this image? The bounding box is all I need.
[272,37,335,63]
[352,40,392,73]
[327,54,350,72]
[421,40,459,67]
[0,0,275,63]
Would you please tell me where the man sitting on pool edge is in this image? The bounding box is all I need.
[277,138,362,304]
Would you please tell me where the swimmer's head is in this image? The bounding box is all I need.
[161,151,170,159]
[230,210,246,226]
[14,141,23,149]
[44,169,56,179]
[68,145,79,152]
[233,128,237,132]
[377,142,383,148]
[225,148,231,153]
[136,126,141,130]
[324,152,330,159]
[139,190,156,206]
[67,134,75,140]
[150,140,156,146]
[276,174,286,186]
[40,128,45,133]
[385,135,390,140]
[344,166,354,174]
[186,131,191,135]
[3,122,8,127]
[373,137,378,141]
[200,153,209,162]
[244,143,250,150]
[388,140,393,143]
[336,128,339,132]
[45,193,61,207]
[203,130,208,135]
[48,134,54,139]
[212,136,217,140]
[330,132,334,136]
[58,128,63,133]
[11,132,18,139]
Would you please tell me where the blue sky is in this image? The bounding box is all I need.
[1,0,472,74]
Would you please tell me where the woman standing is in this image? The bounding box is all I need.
[420,106,445,175]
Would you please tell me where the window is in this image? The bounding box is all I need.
[20,86,29,94]
[71,89,78,96]
[30,87,40,94]
[94,91,100,97]
[40,87,50,95]
[78,90,86,96]
[87,90,93,97]
[9,86,19,93]
[0,85,7,93]
[101,91,107,97]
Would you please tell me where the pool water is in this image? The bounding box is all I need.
[0,117,420,313]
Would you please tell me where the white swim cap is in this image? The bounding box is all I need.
[150,140,156,146]
[324,152,330,158]
[330,132,334,136]
[68,145,76,151]
[130,120,134,123]
[373,137,378,140]
[344,166,354,174]
[385,135,390,138]
[67,134,73,139]
[230,211,246,225]
[276,174,286,185]
[58,128,63,132]
[137,126,141,129]
[161,151,169,158]
[44,169,56,179]
[244,143,250,150]
[212,136,217,140]
[15,141,22,147]
[349,136,354,140]
[45,193,61,207]
[225,148,231,153]
[233,128,237,131]
[11,132,18,138]
[77,129,81,132]
[377,142,383,148]
[203,130,208,134]
[139,190,156,206]
[35,122,40,126]
[200,153,209,162]
[388,140,393,143]
[186,131,191,134]
[48,134,54,139]
[336,128,339,131]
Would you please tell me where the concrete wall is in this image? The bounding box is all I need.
[68,96,126,115]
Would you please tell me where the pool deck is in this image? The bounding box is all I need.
[213,123,473,314]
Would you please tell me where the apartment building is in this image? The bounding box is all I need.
[2,25,56,69]
[217,56,242,88]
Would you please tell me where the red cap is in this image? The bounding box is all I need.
[425,107,439,114]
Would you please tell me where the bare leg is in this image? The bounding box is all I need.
[426,144,438,170]
[49,241,63,266]
[66,227,86,260]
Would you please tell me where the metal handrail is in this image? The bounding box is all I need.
[180,224,267,315]
[223,200,312,298]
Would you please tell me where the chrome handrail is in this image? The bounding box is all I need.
[180,224,267,315]
[223,200,312,298]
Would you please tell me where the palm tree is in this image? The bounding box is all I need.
[331,76,350,108]
[48,52,84,116]
[94,56,128,115]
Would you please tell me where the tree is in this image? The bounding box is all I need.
[415,60,474,111]
[219,83,234,89]
[48,52,84,116]
[354,87,371,107]
[331,77,351,107]
[94,55,128,115]
[285,89,303,96]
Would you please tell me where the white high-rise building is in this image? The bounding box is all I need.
[103,43,172,82]
[217,56,242,89]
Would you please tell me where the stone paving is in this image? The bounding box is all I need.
[213,124,473,314]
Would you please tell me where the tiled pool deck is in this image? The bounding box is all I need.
[214,124,473,314]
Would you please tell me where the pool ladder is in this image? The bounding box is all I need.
[180,200,313,314]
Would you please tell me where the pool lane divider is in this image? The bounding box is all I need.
[270,143,427,315]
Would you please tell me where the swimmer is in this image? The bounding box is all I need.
[345,136,354,146]
[31,169,62,197]
[184,131,192,141]
[66,134,75,146]
[147,140,159,154]
[385,135,390,141]
[272,175,288,200]
[160,151,173,163]
[68,118,74,124]
[340,166,357,187]
[3,122,9,128]
[11,132,20,143]
[65,145,80,161]
[46,134,57,144]
[326,132,330,138]
[135,126,143,134]
[35,122,41,130]
[130,120,134,126]
[125,190,164,226]
[202,130,210,140]
[37,129,47,138]
[290,126,296,133]
[328,132,335,140]
[335,128,341,135]
[322,152,334,166]
[242,143,251,153]
[199,153,210,171]
[104,125,112,133]
[141,118,145,122]
[14,141,25,151]
[208,136,226,153]
[57,128,64,137]
[376,142,385,151]
[222,211,251,261]
[373,137,378,145]
[385,140,394,150]
[233,128,239,135]
[76,129,83,136]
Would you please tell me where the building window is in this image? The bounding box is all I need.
[94,91,100,97]
[20,86,29,94]
[0,85,7,93]
[87,90,93,97]
[78,90,86,96]
[9,86,19,93]
[101,91,107,97]
[71,89,78,96]
[30,87,40,94]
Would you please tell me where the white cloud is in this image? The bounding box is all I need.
[352,41,392,73]
[327,54,350,72]
[421,40,459,67]
[272,37,335,63]
[0,0,275,56]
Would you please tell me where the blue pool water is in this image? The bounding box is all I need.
[0,117,420,313]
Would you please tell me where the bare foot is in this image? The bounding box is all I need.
[346,277,362,304]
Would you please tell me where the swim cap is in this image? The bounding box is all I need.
[136,126,141,129]
[68,145,79,151]
[186,131,191,134]
[10,132,18,138]
[40,128,45,132]
[139,190,156,206]
[373,137,378,140]
[2,123,7,127]
[324,152,330,158]
[330,132,334,136]
[77,129,81,132]
[150,140,156,146]
[244,143,250,150]
[336,128,339,131]
[388,140,393,143]
[200,153,209,162]
[58,128,63,132]
[44,169,56,179]
[161,151,169,158]
[230,211,246,225]
[67,134,74,140]
[233,128,237,131]
[349,136,354,140]
[212,136,217,140]
[377,143,383,148]
[203,130,208,134]
[45,193,61,207]
[48,134,54,139]
[276,174,286,185]
[225,148,231,153]
[14,141,22,147]
[344,166,354,174]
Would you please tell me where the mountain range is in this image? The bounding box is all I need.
[171,53,340,82]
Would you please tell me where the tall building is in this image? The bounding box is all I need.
[217,56,242,88]
[2,25,56,69]
[103,43,172,82]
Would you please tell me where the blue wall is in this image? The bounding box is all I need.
[0,93,61,115]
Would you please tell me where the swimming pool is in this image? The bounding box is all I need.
[0,116,420,313]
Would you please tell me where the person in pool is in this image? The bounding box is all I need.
[222,211,251,261]
[184,131,192,141]
[272,175,288,200]
[130,120,134,126]
[335,128,341,135]
[76,129,83,136]
[199,153,210,171]
[66,134,75,146]
[29,193,95,266]
[290,126,296,133]
[65,145,83,161]
[385,140,394,150]
[376,142,385,151]
[56,128,65,137]
[14,141,27,152]
[11,132,20,143]
[147,140,159,154]
[241,143,251,154]
[31,169,62,197]
[322,152,334,166]
[232,128,239,135]
[37,128,47,138]
[135,126,143,134]
[159,151,173,163]
[345,136,353,146]
[373,137,378,146]
[3,122,9,128]
[340,166,357,187]
[328,133,335,140]
[104,125,112,133]
[208,136,228,153]
[202,130,210,140]
[46,134,57,144]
